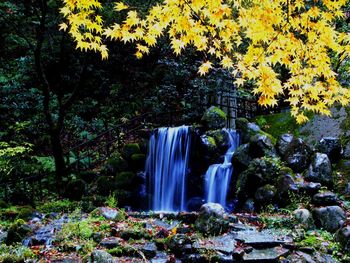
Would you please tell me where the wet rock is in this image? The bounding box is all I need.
[249,134,277,158]
[316,137,342,163]
[234,229,293,248]
[195,203,229,236]
[232,143,252,172]
[151,252,168,263]
[242,198,255,213]
[235,118,261,144]
[98,207,119,220]
[312,191,338,206]
[141,242,157,259]
[297,181,321,195]
[6,220,31,245]
[91,250,113,263]
[200,135,218,160]
[193,234,236,255]
[168,234,193,257]
[100,237,121,249]
[336,226,350,252]
[313,206,345,232]
[201,106,227,130]
[276,173,296,202]
[306,153,332,186]
[206,129,230,152]
[286,251,337,263]
[242,247,289,262]
[277,134,312,173]
[293,209,314,229]
[0,231,7,244]
[255,184,276,205]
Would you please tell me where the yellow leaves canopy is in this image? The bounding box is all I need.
[60,0,350,123]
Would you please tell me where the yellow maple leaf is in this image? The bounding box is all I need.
[198,61,212,76]
[114,2,129,11]
[59,23,68,31]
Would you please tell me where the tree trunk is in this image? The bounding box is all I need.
[50,128,65,194]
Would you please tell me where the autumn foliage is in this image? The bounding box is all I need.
[60,0,350,123]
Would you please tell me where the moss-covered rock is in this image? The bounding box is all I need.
[130,153,146,171]
[195,203,229,236]
[206,129,230,151]
[122,143,141,159]
[255,184,276,205]
[64,179,87,201]
[249,134,277,158]
[6,219,31,245]
[201,106,227,130]
[0,200,9,209]
[232,143,252,173]
[17,206,35,220]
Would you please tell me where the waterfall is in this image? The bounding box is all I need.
[146,126,191,212]
[204,129,240,208]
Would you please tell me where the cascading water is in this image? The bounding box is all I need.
[146,126,191,212]
[204,129,239,208]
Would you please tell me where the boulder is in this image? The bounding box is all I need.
[336,226,350,252]
[5,220,31,245]
[201,106,227,130]
[115,171,136,190]
[91,250,113,263]
[195,203,229,236]
[316,137,342,163]
[293,209,314,229]
[168,234,193,257]
[312,191,338,206]
[130,153,146,171]
[235,118,261,143]
[98,207,119,220]
[232,143,252,172]
[275,173,296,202]
[186,197,205,212]
[306,153,333,186]
[200,135,218,154]
[206,130,230,152]
[242,198,255,213]
[255,184,276,204]
[249,134,277,158]
[277,134,312,173]
[312,206,345,232]
[236,157,282,199]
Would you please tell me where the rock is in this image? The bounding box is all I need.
[234,229,293,248]
[316,137,342,163]
[200,135,218,155]
[98,207,119,220]
[236,157,281,200]
[312,191,338,206]
[242,247,290,262]
[206,130,230,151]
[232,143,252,172]
[193,234,236,255]
[249,134,277,158]
[312,206,345,232]
[235,118,261,143]
[195,203,229,236]
[242,198,255,213]
[91,250,113,263]
[5,220,31,245]
[336,226,350,252]
[306,153,333,185]
[255,184,276,205]
[293,209,314,229]
[141,242,157,259]
[64,179,87,200]
[297,181,321,195]
[168,234,193,257]
[275,173,296,202]
[201,106,227,130]
[277,134,312,173]
[100,237,121,249]
[115,171,136,190]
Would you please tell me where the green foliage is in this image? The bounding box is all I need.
[0,244,36,262]
[105,192,118,208]
[37,199,78,213]
[122,143,141,159]
[285,192,312,211]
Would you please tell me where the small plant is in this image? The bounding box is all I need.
[37,199,78,213]
[285,191,311,211]
[105,192,118,208]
